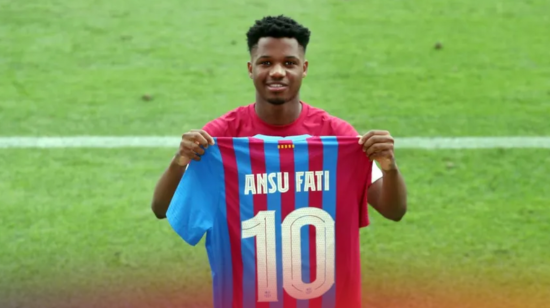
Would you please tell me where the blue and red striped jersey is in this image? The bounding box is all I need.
[167,135,373,308]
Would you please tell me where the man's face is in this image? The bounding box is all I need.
[248,37,308,105]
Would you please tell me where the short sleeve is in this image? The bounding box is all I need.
[203,118,229,137]
[329,116,359,136]
[166,149,220,246]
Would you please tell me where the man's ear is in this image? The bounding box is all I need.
[302,60,309,78]
[247,61,253,79]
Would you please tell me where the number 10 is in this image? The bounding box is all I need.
[242,207,335,301]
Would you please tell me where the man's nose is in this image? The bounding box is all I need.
[269,64,285,78]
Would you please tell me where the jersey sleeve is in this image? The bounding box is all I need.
[329,116,359,136]
[202,118,229,137]
[166,152,220,246]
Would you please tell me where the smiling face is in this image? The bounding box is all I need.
[248,37,309,105]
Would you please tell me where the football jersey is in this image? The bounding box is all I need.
[167,135,373,308]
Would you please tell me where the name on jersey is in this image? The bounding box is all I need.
[244,171,330,195]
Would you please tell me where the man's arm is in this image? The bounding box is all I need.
[367,169,407,221]
[151,129,215,219]
[360,130,407,222]
[151,157,187,219]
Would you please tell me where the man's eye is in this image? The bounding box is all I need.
[285,61,296,65]
[261,61,271,65]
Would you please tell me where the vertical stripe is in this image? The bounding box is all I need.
[278,140,297,308]
[334,137,361,307]
[249,138,270,308]
[234,138,256,308]
[306,137,324,308]
[208,142,234,308]
[293,141,309,308]
[264,141,283,308]
[335,137,348,306]
[320,137,338,308]
[218,138,243,308]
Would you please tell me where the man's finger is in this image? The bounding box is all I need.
[179,140,202,158]
[370,130,390,135]
[362,135,394,150]
[191,143,206,156]
[180,149,202,162]
[365,143,393,156]
[365,143,384,156]
[186,132,209,147]
[358,131,376,145]
[369,149,393,159]
[190,129,215,146]
[358,130,390,144]
[180,141,206,156]
[199,130,215,146]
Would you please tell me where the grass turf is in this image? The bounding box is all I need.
[1,0,549,307]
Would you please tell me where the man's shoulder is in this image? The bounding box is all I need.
[303,102,358,136]
[305,102,349,123]
[215,103,252,121]
[305,103,330,119]
[202,103,252,137]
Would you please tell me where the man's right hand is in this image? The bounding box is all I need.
[152,129,214,219]
[174,129,215,166]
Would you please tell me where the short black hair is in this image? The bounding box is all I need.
[246,15,311,53]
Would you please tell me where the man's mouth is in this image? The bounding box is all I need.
[266,83,288,92]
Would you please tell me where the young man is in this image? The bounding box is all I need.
[151,15,407,222]
[152,15,408,308]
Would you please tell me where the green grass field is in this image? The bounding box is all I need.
[1,0,549,307]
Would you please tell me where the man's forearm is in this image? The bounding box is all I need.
[378,168,407,221]
[151,158,187,219]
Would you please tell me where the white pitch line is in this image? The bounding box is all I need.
[395,137,550,149]
[0,136,550,149]
[0,137,180,148]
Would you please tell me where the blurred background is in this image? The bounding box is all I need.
[1,0,549,307]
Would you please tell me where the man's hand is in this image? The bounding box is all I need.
[360,130,407,222]
[175,129,215,166]
[151,129,214,219]
[358,130,397,171]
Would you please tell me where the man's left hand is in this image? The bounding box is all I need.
[358,130,397,171]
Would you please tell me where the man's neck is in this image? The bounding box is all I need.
[255,98,302,126]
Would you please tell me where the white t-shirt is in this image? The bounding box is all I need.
[372,161,383,183]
